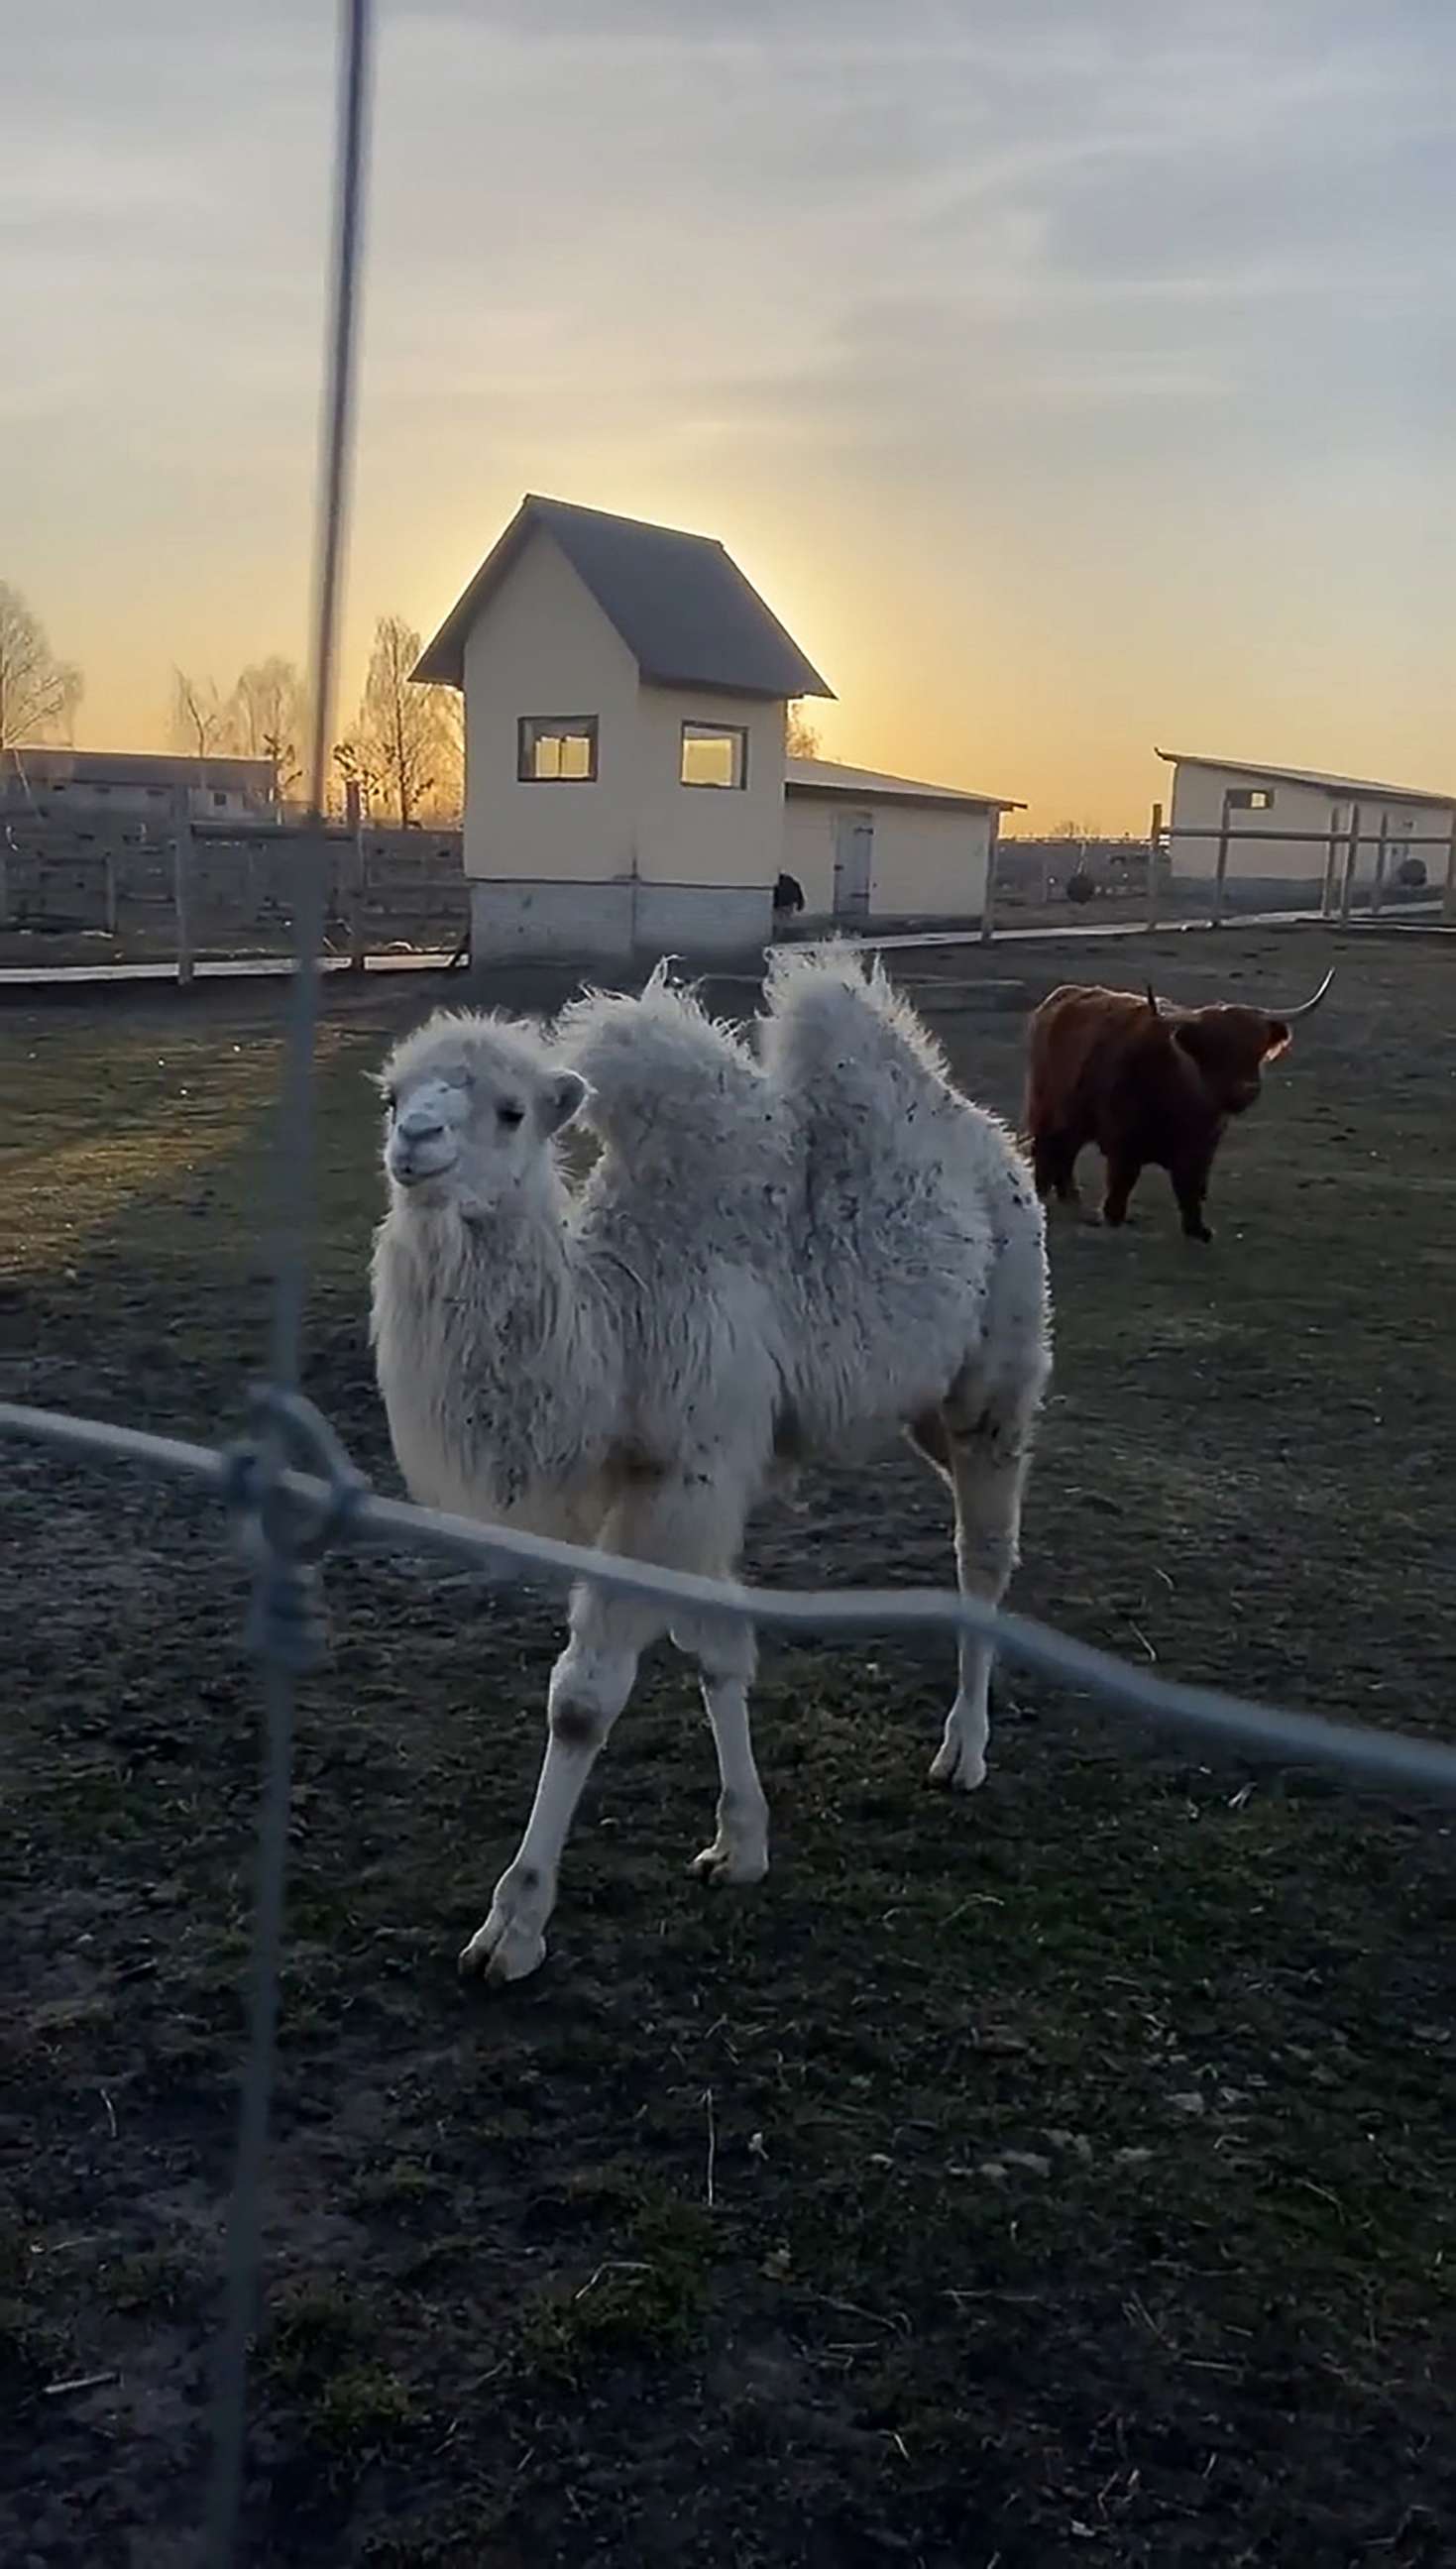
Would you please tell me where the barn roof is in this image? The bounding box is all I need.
[786,756,1023,812]
[1156,748,1456,810]
[413,496,834,701]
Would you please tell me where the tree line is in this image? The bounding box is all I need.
[2,579,826,828]
[169,614,462,827]
[1,584,462,828]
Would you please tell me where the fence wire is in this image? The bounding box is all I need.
[7,1395,1456,1806]
[5,2,1456,2561]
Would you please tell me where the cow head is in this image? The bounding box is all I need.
[1150,969,1332,1117]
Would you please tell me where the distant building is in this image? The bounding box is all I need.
[1157,749,1455,901]
[0,746,278,827]
[415,495,1021,959]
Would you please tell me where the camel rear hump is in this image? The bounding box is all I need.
[757,946,962,1135]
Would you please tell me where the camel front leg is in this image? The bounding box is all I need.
[459,1579,662,1985]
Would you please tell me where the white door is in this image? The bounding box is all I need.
[833,811,873,922]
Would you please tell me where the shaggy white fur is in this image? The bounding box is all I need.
[371,949,1052,1984]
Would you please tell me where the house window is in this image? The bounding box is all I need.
[212,790,228,808]
[517,715,598,783]
[1227,786,1274,812]
[681,722,748,790]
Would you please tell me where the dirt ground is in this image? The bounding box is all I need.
[3,928,1454,2568]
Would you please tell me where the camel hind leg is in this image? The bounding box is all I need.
[670,1605,768,1886]
[913,1353,1045,1795]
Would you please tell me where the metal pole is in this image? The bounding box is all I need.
[1147,800,1162,932]
[203,6,374,2564]
[1444,826,1456,927]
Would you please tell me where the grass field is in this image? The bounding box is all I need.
[3,928,1454,2568]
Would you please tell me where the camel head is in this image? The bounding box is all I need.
[378,1009,588,1213]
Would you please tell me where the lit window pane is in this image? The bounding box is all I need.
[518,717,598,782]
[681,724,746,788]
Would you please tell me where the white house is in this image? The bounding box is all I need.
[784,757,1021,927]
[414,496,1020,960]
[0,746,278,825]
[1157,749,1456,905]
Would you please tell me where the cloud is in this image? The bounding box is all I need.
[2,0,1453,813]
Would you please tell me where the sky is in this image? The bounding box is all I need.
[3,0,1454,833]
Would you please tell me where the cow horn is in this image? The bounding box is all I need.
[1281,966,1334,1022]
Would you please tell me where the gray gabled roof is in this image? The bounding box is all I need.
[412,495,834,701]
[786,756,1023,812]
[1156,747,1456,810]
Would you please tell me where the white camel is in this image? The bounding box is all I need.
[370,948,1052,1984]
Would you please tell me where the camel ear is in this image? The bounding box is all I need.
[540,1069,588,1135]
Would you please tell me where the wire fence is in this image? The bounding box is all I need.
[5,4,1456,2560]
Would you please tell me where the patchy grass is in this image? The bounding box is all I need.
[3,931,1456,2566]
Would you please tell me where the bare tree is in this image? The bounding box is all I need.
[331,733,379,821]
[0,583,82,749]
[786,700,821,759]
[227,656,308,801]
[351,614,458,827]
[433,685,465,823]
[170,670,226,761]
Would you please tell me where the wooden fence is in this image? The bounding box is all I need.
[5,799,1453,983]
[0,797,466,979]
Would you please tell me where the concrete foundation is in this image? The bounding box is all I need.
[469,877,773,966]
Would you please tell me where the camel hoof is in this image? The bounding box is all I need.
[929,1742,987,1793]
[689,1841,769,1886]
[458,1915,547,1986]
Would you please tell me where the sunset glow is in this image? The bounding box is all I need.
[5,2,1453,832]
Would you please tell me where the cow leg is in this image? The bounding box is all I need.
[1171,1152,1214,1244]
[1031,1131,1079,1207]
[1101,1156,1143,1227]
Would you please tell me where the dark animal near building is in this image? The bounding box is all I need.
[1025,968,1333,1242]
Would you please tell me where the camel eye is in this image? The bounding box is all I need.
[498,1101,525,1130]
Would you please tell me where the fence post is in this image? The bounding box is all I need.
[1339,802,1362,925]
[342,780,366,971]
[1146,801,1162,933]
[1320,825,1340,918]
[979,815,1000,945]
[172,787,195,987]
[0,837,9,931]
[1211,792,1231,926]
[349,830,367,972]
[1444,827,1456,927]
[1371,813,1390,919]
[103,849,118,940]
